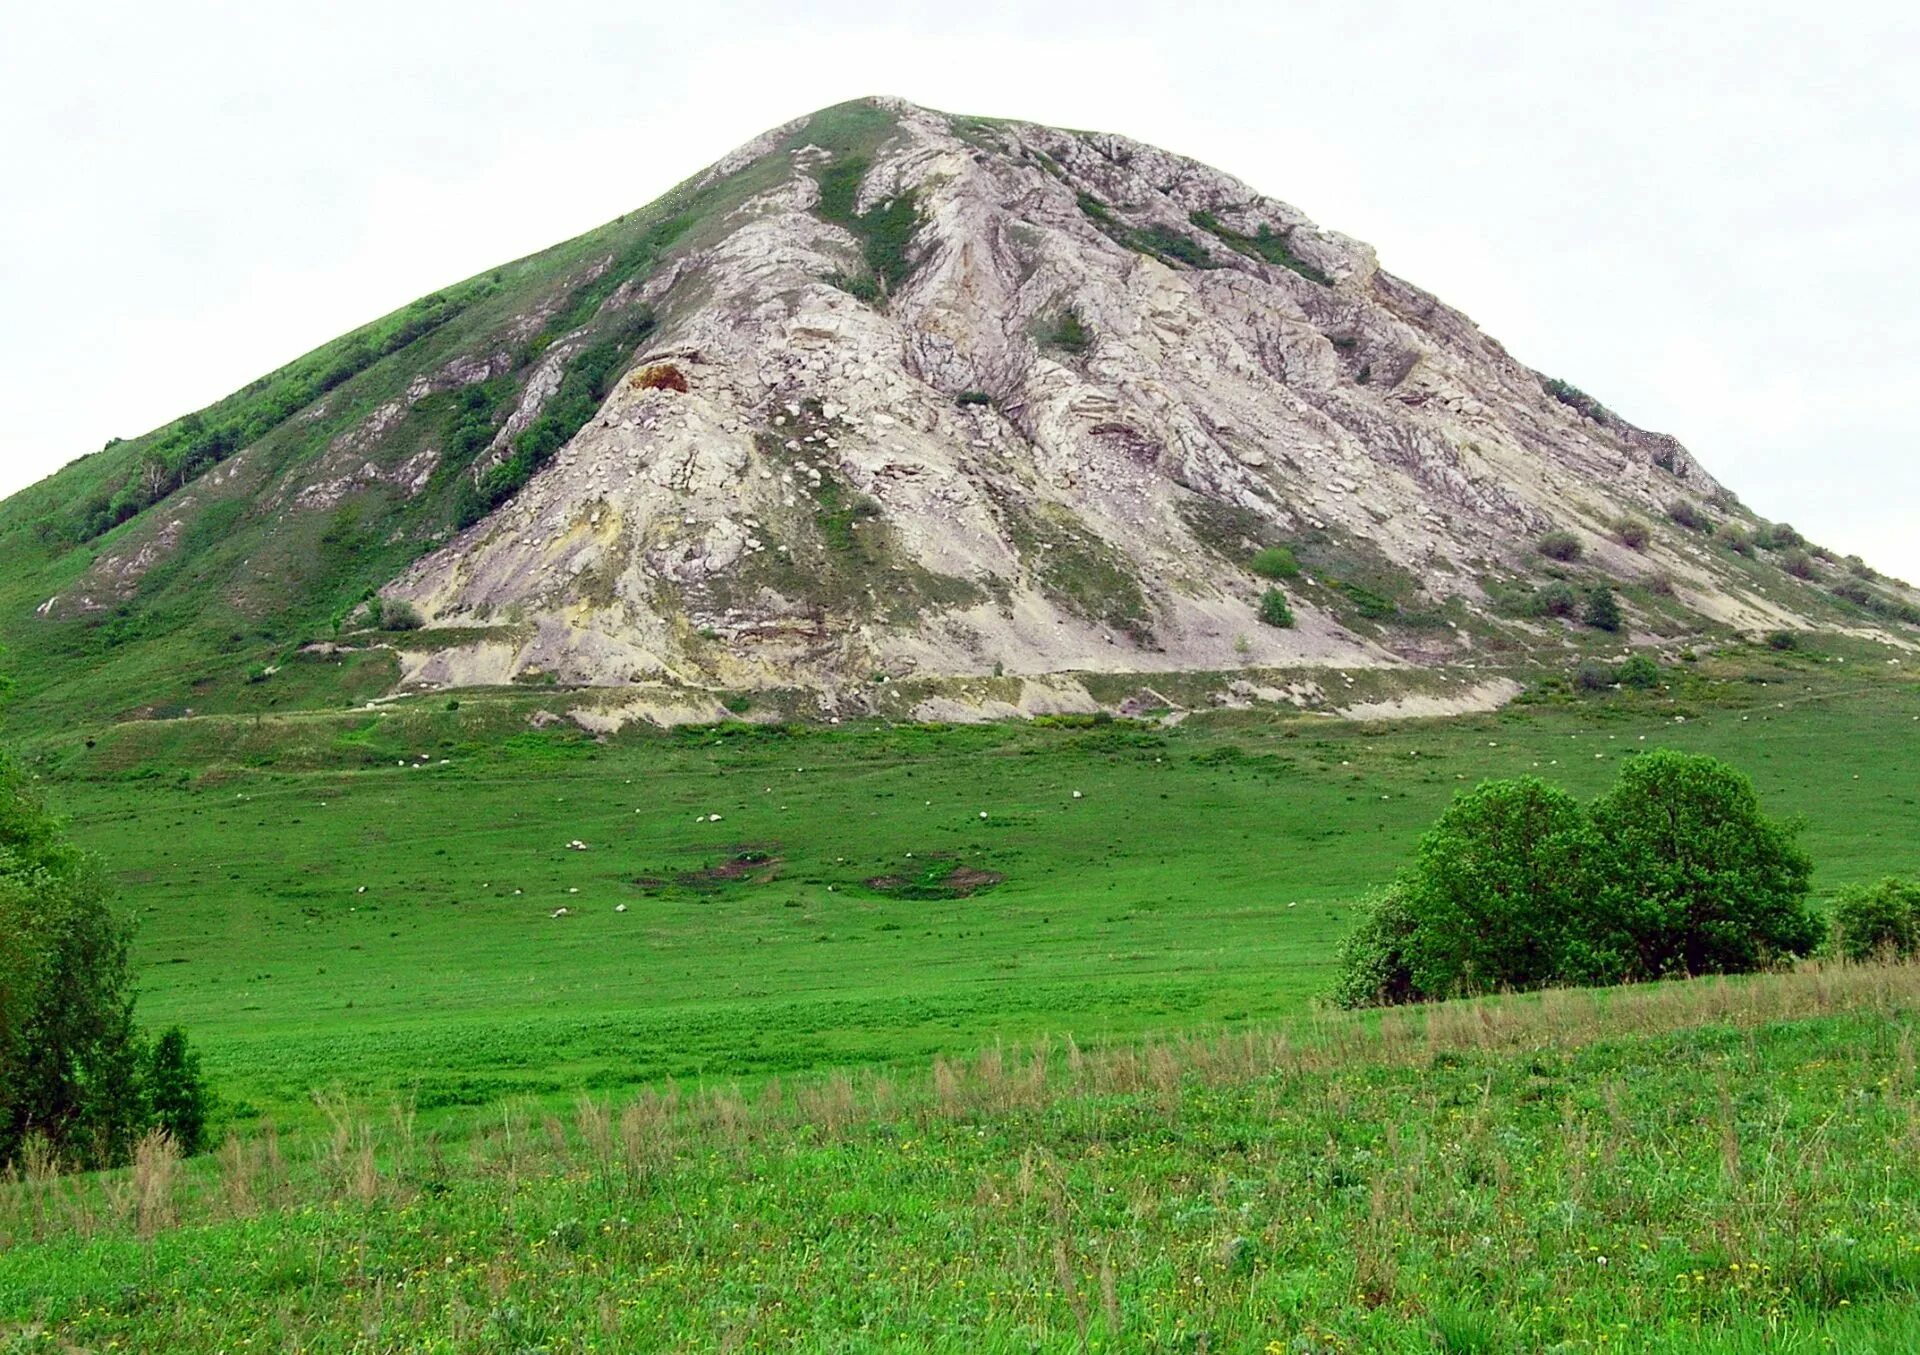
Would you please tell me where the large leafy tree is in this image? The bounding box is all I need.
[0,752,149,1168]
[1397,778,1594,997]
[1587,749,1819,977]
[1333,751,1820,1007]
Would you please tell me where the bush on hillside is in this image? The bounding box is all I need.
[1583,585,1623,632]
[1537,530,1584,562]
[1828,877,1920,962]
[1249,546,1300,580]
[1572,658,1615,691]
[1257,588,1295,628]
[378,598,424,631]
[1779,548,1818,580]
[1538,581,1579,619]
[1766,630,1801,651]
[1667,499,1707,531]
[1035,307,1093,355]
[1831,578,1873,607]
[1616,653,1661,688]
[1332,751,1819,1006]
[1615,519,1650,550]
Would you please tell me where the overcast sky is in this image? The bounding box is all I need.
[3,1,1915,577]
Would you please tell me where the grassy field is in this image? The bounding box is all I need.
[14,643,1918,1130]
[4,963,1918,1351]
[1,643,1918,1349]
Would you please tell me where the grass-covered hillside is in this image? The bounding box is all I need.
[0,102,910,738]
[12,640,1917,1128]
[4,963,1917,1352]
[0,633,1915,1351]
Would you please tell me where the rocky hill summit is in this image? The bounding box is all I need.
[3,98,1912,731]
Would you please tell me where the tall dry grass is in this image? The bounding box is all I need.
[4,959,1916,1246]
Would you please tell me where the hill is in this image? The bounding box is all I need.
[3,98,1916,736]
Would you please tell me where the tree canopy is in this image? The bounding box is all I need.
[1333,750,1820,1007]
[1,691,210,1169]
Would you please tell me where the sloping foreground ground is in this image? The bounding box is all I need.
[4,965,1919,1352]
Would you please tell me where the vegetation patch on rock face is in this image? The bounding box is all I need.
[454,311,657,528]
[1077,193,1218,270]
[1284,526,1440,628]
[1541,376,1616,423]
[1032,306,1093,356]
[1177,497,1280,560]
[1003,501,1153,640]
[736,407,983,625]
[806,105,920,304]
[1188,210,1332,285]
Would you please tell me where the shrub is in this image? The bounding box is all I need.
[1587,749,1818,979]
[1779,548,1817,579]
[1257,588,1295,628]
[1616,653,1661,688]
[1716,524,1756,557]
[1829,877,1920,961]
[1249,546,1300,580]
[379,599,424,631]
[1614,519,1650,550]
[1188,211,1332,285]
[1583,585,1623,632]
[454,310,657,528]
[1831,578,1873,606]
[1666,499,1707,530]
[1754,522,1805,551]
[1328,887,1419,1010]
[1572,659,1615,691]
[144,1027,211,1156]
[1341,584,1397,620]
[1035,308,1092,355]
[954,390,993,407]
[814,156,920,297]
[1765,630,1801,651]
[1538,581,1579,618]
[1537,530,1583,562]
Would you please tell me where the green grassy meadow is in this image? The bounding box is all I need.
[5,964,1920,1352]
[4,643,1919,1351]
[21,646,1920,1127]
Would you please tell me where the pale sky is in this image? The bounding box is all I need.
[3,2,1916,579]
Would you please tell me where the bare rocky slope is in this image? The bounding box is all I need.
[4,98,1913,731]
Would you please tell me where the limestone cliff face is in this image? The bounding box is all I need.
[378,97,1808,698]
